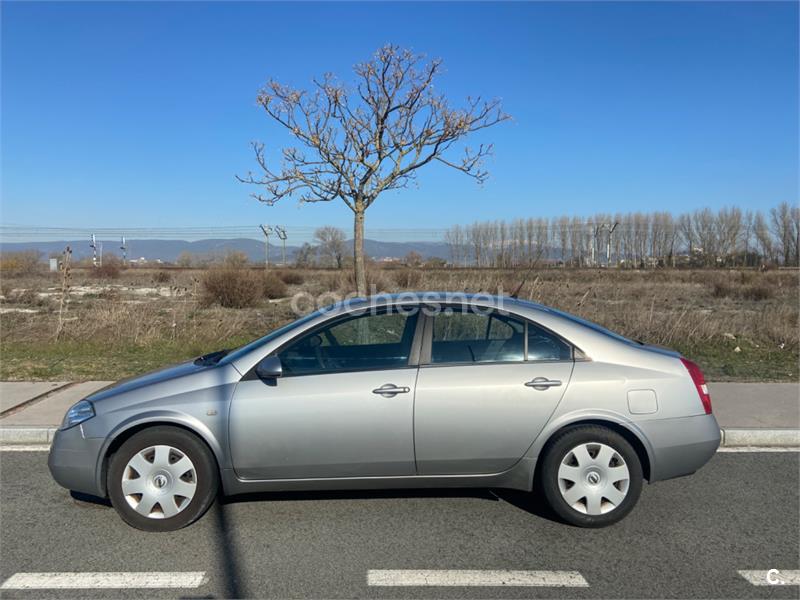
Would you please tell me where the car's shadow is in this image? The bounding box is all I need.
[70,490,112,507]
[227,486,560,525]
[71,486,561,599]
[71,486,559,523]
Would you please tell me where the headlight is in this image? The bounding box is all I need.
[61,400,95,429]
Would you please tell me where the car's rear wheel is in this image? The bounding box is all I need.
[539,425,642,527]
[107,426,218,532]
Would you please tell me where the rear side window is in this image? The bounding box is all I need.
[527,322,572,361]
[431,311,525,364]
[428,308,573,364]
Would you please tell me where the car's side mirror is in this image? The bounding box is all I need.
[255,355,283,380]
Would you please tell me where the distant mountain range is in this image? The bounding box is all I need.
[0,238,452,263]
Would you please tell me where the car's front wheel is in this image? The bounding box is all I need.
[539,425,643,527]
[107,426,219,532]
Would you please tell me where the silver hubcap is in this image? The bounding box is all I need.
[122,445,197,519]
[557,442,630,515]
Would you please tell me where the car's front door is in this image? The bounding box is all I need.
[414,306,574,475]
[229,308,421,480]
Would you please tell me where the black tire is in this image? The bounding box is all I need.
[538,425,643,528]
[107,426,219,532]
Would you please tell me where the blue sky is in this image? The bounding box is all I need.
[2,1,798,234]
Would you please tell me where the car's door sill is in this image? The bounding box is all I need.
[220,458,537,495]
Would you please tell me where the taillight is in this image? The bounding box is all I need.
[681,358,712,414]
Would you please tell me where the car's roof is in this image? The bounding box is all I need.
[323,292,550,314]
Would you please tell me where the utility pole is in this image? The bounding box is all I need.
[120,236,127,264]
[98,242,103,267]
[591,225,601,267]
[607,222,619,267]
[259,225,273,270]
[274,226,287,265]
[90,234,98,267]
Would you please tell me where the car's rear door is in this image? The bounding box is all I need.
[229,307,422,480]
[413,305,574,475]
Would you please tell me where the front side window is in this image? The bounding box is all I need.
[278,310,418,375]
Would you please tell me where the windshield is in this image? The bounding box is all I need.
[219,310,324,365]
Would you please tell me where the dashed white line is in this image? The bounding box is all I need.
[739,570,800,586]
[0,572,208,590]
[0,444,50,452]
[367,569,589,587]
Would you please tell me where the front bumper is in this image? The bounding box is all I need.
[48,425,105,497]
[639,413,721,482]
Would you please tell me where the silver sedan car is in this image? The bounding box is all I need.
[49,293,720,531]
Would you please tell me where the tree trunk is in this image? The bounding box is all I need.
[353,209,367,296]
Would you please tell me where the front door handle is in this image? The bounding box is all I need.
[372,383,411,397]
[525,377,562,390]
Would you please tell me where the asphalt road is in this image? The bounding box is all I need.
[0,451,798,599]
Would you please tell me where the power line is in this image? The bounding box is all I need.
[0,224,451,243]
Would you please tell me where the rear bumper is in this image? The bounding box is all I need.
[48,425,105,497]
[639,413,720,482]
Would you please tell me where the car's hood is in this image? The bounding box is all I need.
[85,359,213,404]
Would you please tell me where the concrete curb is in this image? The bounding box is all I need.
[0,426,59,444]
[721,428,800,447]
[1,426,798,447]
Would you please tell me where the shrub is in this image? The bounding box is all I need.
[263,272,288,299]
[5,285,51,308]
[0,250,43,276]
[223,251,249,268]
[711,281,734,298]
[424,257,447,269]
[200,268,262,308]
[277,270,304,285]
[92,257,122,279]
[339,267,391,294]
[96,288,120,301]
[153,271,172,284]
[741,284,774,301]
[393,268,423,289]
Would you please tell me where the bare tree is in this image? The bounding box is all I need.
[404,250,423,267]
[437,204,789,271]
[444,225,466,267]
[693,208,717,266]
[715,206,742,265]
[771,202,800,266]
[294,242,317,268]
[314,226,347,268]
[239,45,510,294]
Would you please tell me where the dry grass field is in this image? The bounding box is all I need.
[0,266,797,382]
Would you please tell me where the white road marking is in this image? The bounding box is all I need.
[0,444,50,452]
[0,572,207,590]
[717,447,800,453]
[367,570,588,587]
[739,570,800,586]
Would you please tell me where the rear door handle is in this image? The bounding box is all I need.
[372,383,411,396]
[525,377,562,390]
